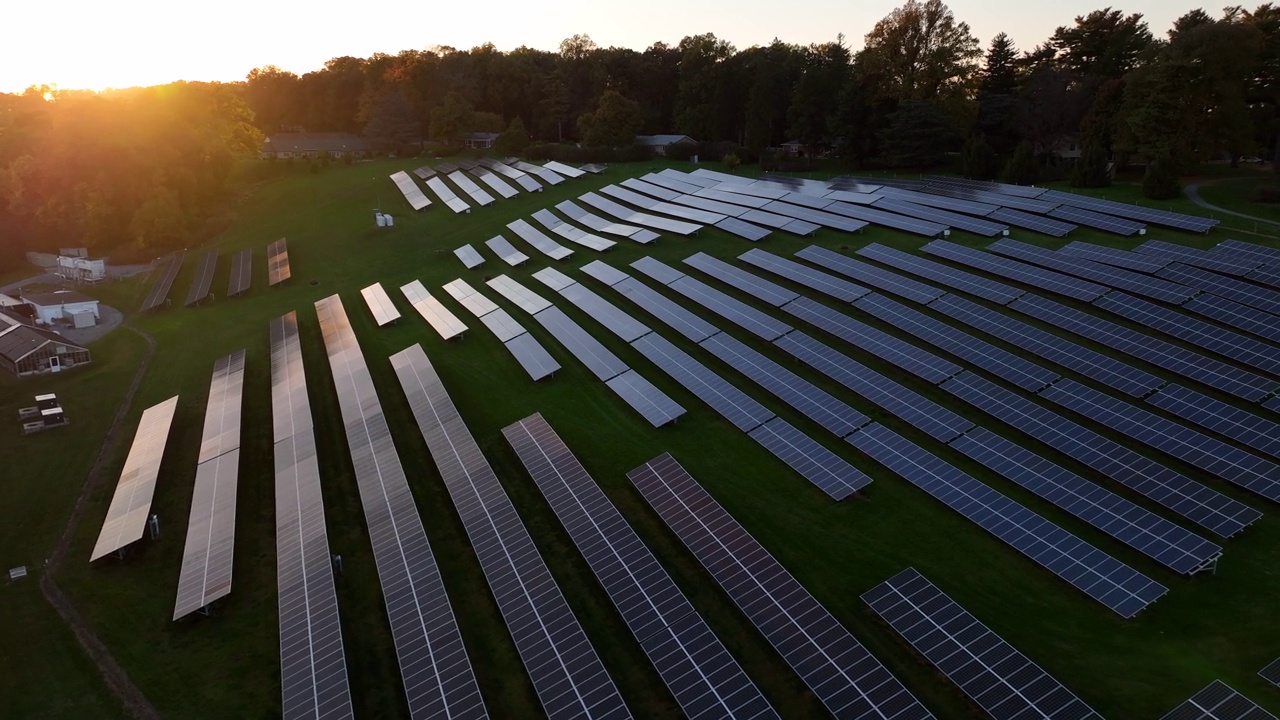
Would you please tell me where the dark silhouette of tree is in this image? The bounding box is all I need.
[1048,8,1154,82]
[960,133,1000,179]
[495,116,531,154]
[577,90,643,147]
[1003,140,1040,184]
[860,0,982,101]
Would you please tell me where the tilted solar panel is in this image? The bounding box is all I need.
[503,332,561,381]
[870,198,1009,236]
[185,251,217,306]
[604,370,687,427]
[737,248,871,303]
[507,219,573,260]
[1261,657,1280,688]
[796,245,946,304]
[989,238,1195,303]
[1147,383,1280,461]
[923,239,1109,301]
[683,252,799,307]
[630,332,773,432]
[613,276,720,343]
[1182,294,1280,345]
[1136,240,1262,276]
[401,280,467,340]
[1039,189,1216,233]
[1048,205,1145,235]
[986,207,1076,237]
[856,243,1025,304]
[1158,262,1280,317]
[1059,240,1170,272]
[141,252,186,311]
[359,282,401,327]
[267,239,291,287]
[454,244,485,269]
[91,395,180,560]
[1159,680,1277,720]
[227,248,252,297]
[531,306,630,381]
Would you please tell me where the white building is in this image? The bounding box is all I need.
[20,290,100,326]
[56,255,107,283]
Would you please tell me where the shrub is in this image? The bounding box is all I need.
[1002,141,1039,185]
[1142,156,1181,200]
[723,153,741,171]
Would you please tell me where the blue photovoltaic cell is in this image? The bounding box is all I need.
[614,277,721,343]
[1214,238,1280,263]
[699,331,870,437]
[666,275,794,341]
[1042,379,1280,504]
[630,333,774,432]
[782,297,961,384]
[557,283,653,343]
[989,239,1196,304]
[925,176,1050,199]
[632,256,687,285]
[821,201,948,236]
[1038,190,1217,233]
[1182,294,1280,345]
[748,417,872,500]
[928,294,1164,398]
[1268,396,1280,414]
[1047,205,1145,235]
[856,243,1025,305]
[1147,384,1280,461]
[759,200,869,233]
[531,306,630,381]
[1157,262,1280,317]
[714,217,771,241]
[853,293,1060,392]
[775,332,976,442]
[847,423,1167,618]
[796,246,945,304]
[1059,241,1171,273]
[1160,680,1279,720]
[952,428,1221,574]
[986,207,1076,237]
[737,249,871,303]
[1009,294,1276,402]
[875,186,1001,215]
[922,240,1109,301]
[1136,240,1263,277]
[870,199,1009,236]
[1093,292,1280,378]
[683,252,799,307]
[1249,263,1280,289]
[941,371,1261,538]
[864,568,1105,720]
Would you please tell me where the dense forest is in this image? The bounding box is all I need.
[2,0,1280,271]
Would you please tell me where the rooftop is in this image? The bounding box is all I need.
[22,290,97,306]
[0,324,86,363]
[636,134,696,146]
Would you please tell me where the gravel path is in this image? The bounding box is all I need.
[40,323,161,720]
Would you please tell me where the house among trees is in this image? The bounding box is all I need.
[260,133,370,159]
[0,318,91,377]
[635,135,697,156]
[463,132,500,149]
[780,140,806,157]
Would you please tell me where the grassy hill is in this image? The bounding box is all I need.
[4,157,1279,719]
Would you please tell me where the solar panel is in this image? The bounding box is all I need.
[543,160,585,178]
[613,277,721,343]
[604,370,687,427]
[941,371,1261,538]
[507,219,573,260]
[746,417,872,499]
[870,198,1009,236]
[863,568,1104,719]
[556,200,658,242]
[700,331,870,437]
[929,293,1164,398]
[531,209,616,251]
[141,252,185,311]
[776,332,976,442]
[683,252,799,307]
[875,186,1001,215]
[737,248,870,302]
[1148,383,1280,461]
[581,192,702,235]
[1266,396,1280,414]
[759,200,868,233]
[620,177,681,201]
[267,239,291,287]
[660,168,720,188]
[401,280,467,340]
[1215,238,1280,263]
[484,236,530,267]
[227,248,251,297]
[693,187,775,209]
[503,416,774,718]
[627,454,933,719]
[315,300,487,720]
[90,395,179,560]
[1246,263,1280,289]
[470,165,519,198]
[1261,657,1280,688]
[1158,262,1280,317]
[1038,189,1217,233]
[579,163,607,174]
[1009,294,1276,402]
[631,256,686,285]
[185,251,217,306]
[503,332,561,381]
[174,350,245,619]
[853,293,1060,391]
[579,260,631,287]
[856,243,1024,304]
[1094,292,1280,378]
[514,160,565,185]
[952,428,1221,574]
[1183,294,1280,344]
[988,239,1195,303]
[1136,240,1263,276]
[795,246,945,304]
[986,207,1076,237]
[454,244,485,269]
[557,283,652,342]
[435,162,460,174]
[413,165,437,179]
[1059,241,1170,272]
[822,201,947,236]
[924,181,1059,212]
[447,171,495,206]
[713,217,771,241]
[389,170,432,210]
[742,209,821,235]
[486,275,553,315]
[484,160,543,192]
[269,312,354,720]
[630,333,773,432]
[531,306,631,381]
[666,275,794,342]
[1048,205,1144,235]
[925,175,1049,198]
[442,278,499,317]
[782,297,962,384]
[423,176,471,213]
[847,423,1167,617]
[669,193,752,218]
[391,345,627,719]
[1160,680,1277,720]
[922,240,1108,301]
[640,172,705,195]
[1042,379,1280,504]
[479,308,528,342]
[360,282,401,326]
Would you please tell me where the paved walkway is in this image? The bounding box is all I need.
[1184,181,1280,228]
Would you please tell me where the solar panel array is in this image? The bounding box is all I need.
[90,395,180,560]
[447,170,495,206]
[185,251,217,306]
[556,200,660,243]
[514,160,565,185]
[1048,204,1145,235]
[863,568,1103,720]
[531,209,617,251]
[481,159,543,192]
[268,239,291,287]
[1261,657,1280,688]
[581,191,702,235]
[391,344,628,720]
[1060,241,1171,272]
[485,235,530,266]
[173,350,246,620]
[470,165,519,198]
[1137,240,1262,276]
[454,244,485,269]
[1148,383,1280,461]
[269,312,354,720]
[796,246,945,304]
[507,218,573,260]
[922,240,1109,301]
[443,279,559,381]
[315,297,487,720]
[141,252,185,311]
[857,243,1024,304]
[543,160,585,178]
[1160,680,1277,720]
[628,454,934,720]
[227,248,252,297]
[503,416,779,720]
[426,176,472,213]
[359,282,401,327]
[1158,262,1280,316]
[401,280,467,340]
[1039,189,1217,233]
[739,249,871,302]
[1182,294,1280,345]
[990,239,1195,303]
[389,170,432,210]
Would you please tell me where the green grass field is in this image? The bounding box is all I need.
[4,158,1280,719]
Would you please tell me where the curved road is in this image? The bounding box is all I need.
[1184,180,1280,228]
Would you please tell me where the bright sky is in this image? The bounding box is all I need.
[2,0,1215,93]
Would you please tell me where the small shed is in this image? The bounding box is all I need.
[463,132,499,150]
[20,290,99,325]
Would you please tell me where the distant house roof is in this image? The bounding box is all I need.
[262,133,370,154]
[636,134,696,147]
[0,325,86,364]
[781,140,804,147]
[464,132,500,141]
[22,290,96,306]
